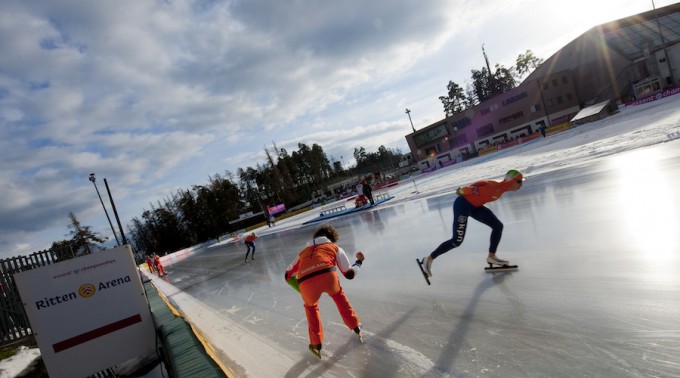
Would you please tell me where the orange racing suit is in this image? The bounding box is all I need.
[285,236,362,345]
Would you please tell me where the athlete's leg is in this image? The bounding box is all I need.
[300,279,326,345]
[326,274,360,330]
[469,206,503,253]
[430,196,472,259]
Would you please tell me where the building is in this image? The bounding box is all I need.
[406,3,680,172]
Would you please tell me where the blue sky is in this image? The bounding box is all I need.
[0,0,675,258]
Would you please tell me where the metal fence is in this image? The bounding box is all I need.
[1,249,62,347]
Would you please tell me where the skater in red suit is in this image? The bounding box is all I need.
[146,255,155,273]
[153,253,167,277]
[244,232,257,262]
[284,224,365,358]
[420,170,524,277]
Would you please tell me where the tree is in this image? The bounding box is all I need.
[441,48,541,105]
[439,81,469,117]
[67,212,106,255]
[51,239,76,261]
[514,49,544,80]
[471,64,516,102]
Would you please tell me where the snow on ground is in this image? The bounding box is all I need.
[2,94,679,377]
[0,346,40,378]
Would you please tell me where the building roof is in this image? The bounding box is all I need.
[524,3,680,83]
[600,3,680,60]
[570,99,611,123]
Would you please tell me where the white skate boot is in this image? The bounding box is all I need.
[487,255,510,266]
[421,256,433,277]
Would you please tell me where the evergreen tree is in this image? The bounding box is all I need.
[67,212,106,255]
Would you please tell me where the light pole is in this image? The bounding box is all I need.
[104,178,128,245]
[405,108,416,133]
[89,173,120,246]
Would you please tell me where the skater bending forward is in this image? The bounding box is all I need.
[285,224,365,358]
[244,232,257,262]
[421,170,524,277]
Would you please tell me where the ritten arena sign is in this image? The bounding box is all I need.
[14,245,156,378]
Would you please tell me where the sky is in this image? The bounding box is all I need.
[0,0,677,258]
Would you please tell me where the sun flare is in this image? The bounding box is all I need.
[615,150,678,257]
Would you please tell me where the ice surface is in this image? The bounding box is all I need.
[4,96,679,377]
[145,96,680,377]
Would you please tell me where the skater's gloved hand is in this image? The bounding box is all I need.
[355,252,365,261]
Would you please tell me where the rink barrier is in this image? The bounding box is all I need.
[144,280,229,377]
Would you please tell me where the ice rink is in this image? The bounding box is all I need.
[147,97,680,377]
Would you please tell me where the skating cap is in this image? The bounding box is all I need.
[505,169,524,182]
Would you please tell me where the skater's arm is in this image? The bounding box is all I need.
[337,248,363,279]
[284,258,300,281]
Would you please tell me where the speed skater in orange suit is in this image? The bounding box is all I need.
[284,224,365,358]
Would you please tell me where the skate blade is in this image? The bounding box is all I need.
[416,258,431,285]
[484,264,518,272]
[309,348,321,359]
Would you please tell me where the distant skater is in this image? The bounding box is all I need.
[244,232,257,263]
[420,170,524,277]
[146,255,155,273]
[153,253,167,277]
[362,179,374,205]
[285,224,365,358]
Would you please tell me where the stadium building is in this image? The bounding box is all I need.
[406,2,680,172]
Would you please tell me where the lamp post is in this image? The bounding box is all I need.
[89,173,120,246]
[103,178,128,245]
[405,108,416,133]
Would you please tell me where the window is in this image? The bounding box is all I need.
[552,79,558,87]
[498,111,524,125]
[566,93,573,101]
[413,124,448,147]
[451,117,471,130]
[425,145,440,156]
[562,76,568,84]
[502,91,528,106]
[543,83,549,90]
[477,123,494,137]
[547,99,553,107]
[557,96,563,104]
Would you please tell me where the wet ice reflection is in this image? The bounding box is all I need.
[615,149,678,257]
[162,142,680,377]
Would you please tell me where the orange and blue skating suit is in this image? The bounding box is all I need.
[431,179,516,258]
[244,233,257,260]
[285,236,361,345]
[456,179,515,207]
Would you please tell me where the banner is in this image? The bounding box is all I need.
[267,203,286,215]
[14,245,156,378]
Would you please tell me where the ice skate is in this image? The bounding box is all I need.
[486,255,510,266]
[416,257,432,285]
[484,255,518,272]
[422,256,433,276]
[353,326,363,342]
[308,344,322,359]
